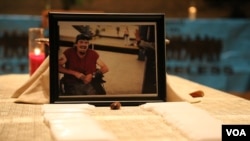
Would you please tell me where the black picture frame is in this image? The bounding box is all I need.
[49,12,166,106]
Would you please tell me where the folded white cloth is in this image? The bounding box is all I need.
[49,116,117,141]
[43,112,88,126]
[11,56,50,104]
[41,104,95,114]
[42,104,116,141]
[140,102,222,141]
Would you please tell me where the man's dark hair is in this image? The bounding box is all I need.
[75,33,92,43]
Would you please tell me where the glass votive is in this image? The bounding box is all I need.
[28,28,45,76]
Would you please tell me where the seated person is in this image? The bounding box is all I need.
[59,32,109,95]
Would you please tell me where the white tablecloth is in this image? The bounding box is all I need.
[0,74,250,141]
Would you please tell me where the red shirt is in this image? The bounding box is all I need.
[63,47,99,83]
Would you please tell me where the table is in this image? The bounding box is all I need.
[0,74,249,141]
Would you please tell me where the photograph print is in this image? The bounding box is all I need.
[58,21,157,96]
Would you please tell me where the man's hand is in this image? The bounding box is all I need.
[73,71,85,79]
[74,72,91,84]
[80,74,92,84]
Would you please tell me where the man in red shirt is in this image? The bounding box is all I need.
[59,33,109,95]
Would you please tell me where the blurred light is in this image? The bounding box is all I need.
[188,6,197,20]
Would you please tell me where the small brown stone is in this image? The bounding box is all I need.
[110,101,121,110]
[189,90,204,98]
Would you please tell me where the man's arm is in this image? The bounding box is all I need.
[58,54,86,80]
[96,58,109,74]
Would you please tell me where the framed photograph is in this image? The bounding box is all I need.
[49,12,166,106]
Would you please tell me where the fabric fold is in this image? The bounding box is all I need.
[49,117,117,141]
[42,104,116,141]
[167,74,203,103]
[140,102,222,141]
[11,57,50,104]
[41,103,95,114]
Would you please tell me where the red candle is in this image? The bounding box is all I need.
[29,48,45,75]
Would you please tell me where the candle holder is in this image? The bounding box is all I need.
[28,28,45,75]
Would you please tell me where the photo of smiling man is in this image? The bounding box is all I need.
[58,29,109,95]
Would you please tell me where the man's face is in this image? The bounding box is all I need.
[75,39,89,57]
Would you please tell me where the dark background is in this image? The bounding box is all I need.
[0,0,250,18]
